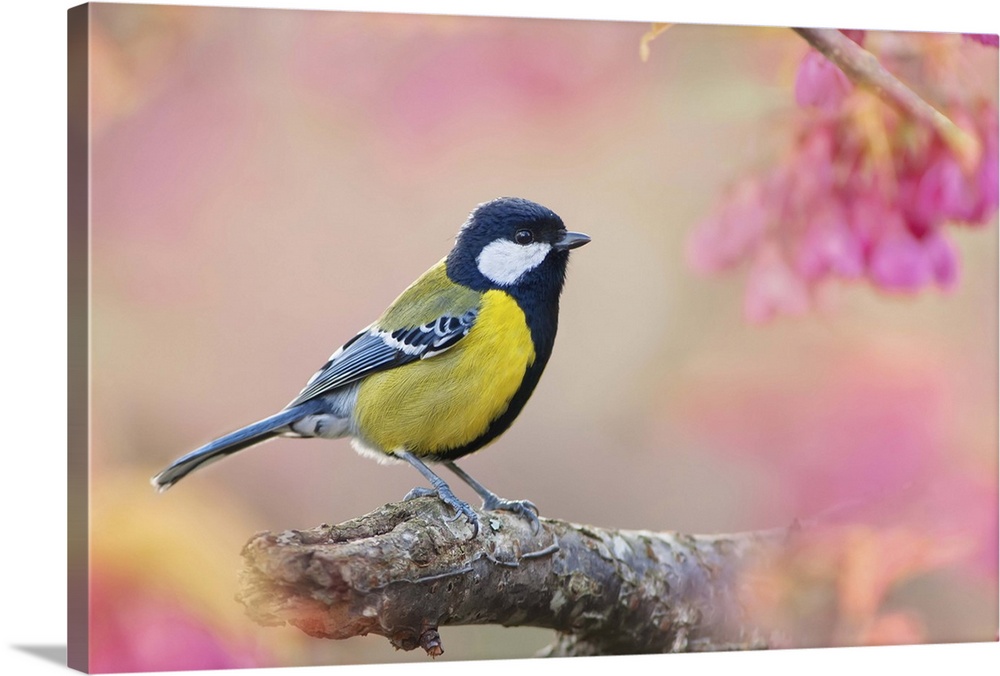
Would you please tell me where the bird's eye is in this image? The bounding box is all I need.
[514,229,534,245]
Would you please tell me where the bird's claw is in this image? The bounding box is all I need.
[403,486,480,537]
[403,486,438,501]
[482,497,541,533]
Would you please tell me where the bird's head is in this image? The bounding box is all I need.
[446,197,590,292]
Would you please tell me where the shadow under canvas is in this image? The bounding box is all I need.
[12,644,68,667]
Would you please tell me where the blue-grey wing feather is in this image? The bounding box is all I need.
[286,308,478,408]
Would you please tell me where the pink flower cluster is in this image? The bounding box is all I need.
[687,32,998,323]
[964,33,1000,48]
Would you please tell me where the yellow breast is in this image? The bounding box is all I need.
[354,290,535,456]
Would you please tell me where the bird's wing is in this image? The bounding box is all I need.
[286,261,482,407]
[287,310,478,407]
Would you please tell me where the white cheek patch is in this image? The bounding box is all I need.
[476,240,552,286]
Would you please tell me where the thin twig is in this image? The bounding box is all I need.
[792,27,981,168]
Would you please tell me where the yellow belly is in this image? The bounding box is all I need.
[354,290,535,456]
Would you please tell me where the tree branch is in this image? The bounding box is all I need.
[237,498,788,657]
[792,27,980,168]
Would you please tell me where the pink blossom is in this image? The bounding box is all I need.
[963,34,999,48]
[687,179,768,272]
[972,109,999,222]
[744,244,811,323]
[867,229,933,292]
[847,188,899,251]
[90,574,272,673]
[923,231,959,290]
[839,30,867,46]
[783,123,837,206]
[867,227,957,293]
[687,31,998,321]
[796,204,864,281]
[909,148,979,227]
[907,107,999,229]
[795,49,853,112]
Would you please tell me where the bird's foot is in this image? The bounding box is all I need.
[481,496,541,533]
[403,486,438,501]
[403,486,480,537]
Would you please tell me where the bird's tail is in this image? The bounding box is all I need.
[150,401,322,492]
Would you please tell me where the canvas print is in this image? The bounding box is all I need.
[68,3,998,672]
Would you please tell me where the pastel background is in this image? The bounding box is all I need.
[83,3,997,671]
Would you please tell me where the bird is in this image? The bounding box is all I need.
[151,196,590,536]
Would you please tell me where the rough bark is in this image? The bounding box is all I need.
[237,497,788,657]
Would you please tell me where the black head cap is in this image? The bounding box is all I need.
[446,197,588,292]
[458,197,564,247]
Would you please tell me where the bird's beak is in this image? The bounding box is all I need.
[554,231,591,251]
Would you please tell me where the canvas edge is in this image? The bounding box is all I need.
[68,3,91,673]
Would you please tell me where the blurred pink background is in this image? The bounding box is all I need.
[85,4,997,670]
